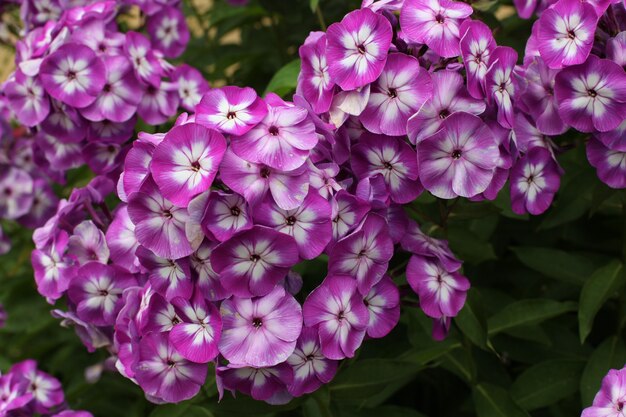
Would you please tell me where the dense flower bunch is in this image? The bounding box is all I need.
[582,366,626,417]
[1,0,203,186]
[0,359,93,417]
[516,0,626,190]
[0,116,59,254]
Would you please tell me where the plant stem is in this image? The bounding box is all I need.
[315,5,327,31]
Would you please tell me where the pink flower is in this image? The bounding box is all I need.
[364,275,400,338]
[298,32,335,114]
[201,191,254,242]
[196,86,267,136]
[459,20,496,100]
[510,147,561,215]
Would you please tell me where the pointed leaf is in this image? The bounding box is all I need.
[488,299,577,335]
[455,288,488,349]
[473,383,531,417]
[511,247,595,285]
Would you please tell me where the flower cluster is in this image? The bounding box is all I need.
[0,359,93,417]
[0,117,59,255]
[1,0,203,185]
[582,366,626,417]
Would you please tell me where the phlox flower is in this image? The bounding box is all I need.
[9,360,63,414]
[218,363,294,404]
[195,86,267,136]
[582,367,626,417]
[172,65,209,112]
[298,32,335,114]
[485,46,518,129]
[201,191,254,243]
[136,246,193,301]
[510,147,561,215]
[364,275,400,338]
[587,137,626,189]
[459,20,496,99]
[0,166,33,220]
[4,70,50,127]
[146,6,190,59]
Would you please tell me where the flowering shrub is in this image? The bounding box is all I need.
[1,0,626,416]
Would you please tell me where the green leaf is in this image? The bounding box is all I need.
[487,299,578,335]
[510,359,585,411]
[338,405,429,417]
[264,59,301,97]
[455,289,488,349]
[473,383,531,417]
[578,260,624,343]
[150,403,213,417]
[580,336,626,406]
[447,227,496,264]
[511,247,596,285]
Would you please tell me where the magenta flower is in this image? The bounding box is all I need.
[328,213,394,295]
[134,332,207,403]
[127,177,193,260]
[401,221,462,272]
[136,246,193,301]
[537,0,597,69]
[364,275,400,338]
[582,367,626,417]
[143,292,181,335]
[146,6,190,58]
[303,275,369,360]
[351,134,421,204]
[326,8,392,90]
[10,360,63,414]
[105,205,140,273]
[607,32,626,68]
[519,56,567,135]
[196,86,267,136]
[137,81,180,125]
[286,327,338,397]
[401,0,473,58]
[124,31,163,87]
[510,147,561,215]
[555,56,626,133]
[4,70,50,127]
[121,138,157,200]
[231,102,317,172]
[200,191,253,242]
[67,220,109,266]
[218,363,293,403]
[219,286,303,367]
[68,262,137,326]
[32,231,75,301]
[80,55,142,123]
[406,255,470,318]
[587,137,626,189]
[253,189,332,260]
[360,53,432,136]
[172,65,209,111]
[418,112,499,199]
[211,225,299,297]
[407,70,486,145]
[41,102,87,143]
[39,43,105,108]
[298,32,334,114]
[0,373,32,416]
[150,123,227,207]
[330,190,370,243]
[220,149,310,210]
[486,46,518,129]
[459,20,496,99]
[170,291,222,363]
[51,309,110,353]
[190,240,230,301]
[0,166,33,220]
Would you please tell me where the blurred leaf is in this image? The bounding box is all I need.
[473,383,531,417]
[578,260,624,343]
[455,289,489,350]
[310,0,320,12]
[510,359,584,411]
[580,336,626,406]
[511,247,595,285]
[150,402,213,417]
[338,405,429,417]
[448,227,496,264]
[538,170,595,230]
[264,59,301,96]
[488,299,578,335]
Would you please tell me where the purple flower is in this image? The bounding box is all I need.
[51,309,110,353]
[67,220,109,266]
[80,55,142,123]
[360,53,433,136]
[330,190,370,243]
[10,360,64,413]
[418,112,499,199]
[172,65,209,111]
[211,225,299,297]
[39,43,106,108]
[170,291,222,363]
[537,0,597,69]
[134,332,207,403]
[459,20,496,100]
[136,246,193,301]
[406,255,470,318]
[326,8,393,90]
[146,6,190,59]
[401,220,462,272]
[150,123,227,207]
[218,362,293,403]
[510,147,561,215]
[105,205,140,273]
[408,70,486,145]
[364,275,400,338]
[219,286,303,367]
[298,32,334,114]
[137,81,180,125]
[32,231,75,301]
[253,189,332,260]
[4,70,50,127]
[582,367,626,417]
[400,0,473,58]
[189,240,230,301]
[200,191,253,243]
[303,275,369,360]
[41,102,87,143]
[68,262,137,326]
[196,86,267,136]
[220,149,310,210]
[286,327,338,397]
[607,32,626,68]
[124,31,163,87]
[127,177,193,260]
[555,56,626,133]
[0,166,33,220]
[52,411,94,417]
[587,137,626,189]
[519,56,567,136]
[351,134,421,204]
[485,46,518,129]
[0,373,32,416]
[231,102,317,172]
